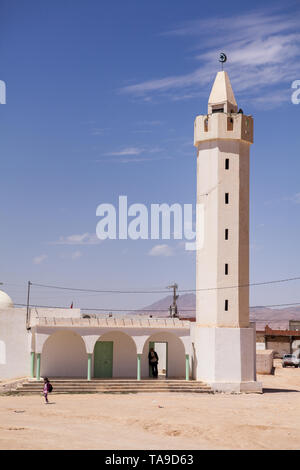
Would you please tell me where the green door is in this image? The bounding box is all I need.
[94,341,113,378]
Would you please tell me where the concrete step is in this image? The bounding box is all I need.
[18,382,205,388]
[18,386,211,391]
[23,378,204,384]
[20,381,206,386]
[16,387,212,394]
[11,378,213,394]
[18,385,211,390]
[19,383,207,388]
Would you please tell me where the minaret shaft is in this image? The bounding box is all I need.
[196,135,251,328]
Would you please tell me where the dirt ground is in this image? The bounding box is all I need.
[1,364,300,450]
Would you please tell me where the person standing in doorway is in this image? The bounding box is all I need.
[148,347,159,378]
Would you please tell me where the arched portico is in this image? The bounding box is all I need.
[40,330,87,378]
[33,320,191,381]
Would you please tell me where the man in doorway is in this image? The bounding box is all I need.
[148,347,159,378]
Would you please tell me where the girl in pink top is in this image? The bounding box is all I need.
[43,377,51,404]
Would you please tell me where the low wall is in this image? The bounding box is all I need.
[0,308,31,379]
[256,350,274,375]
[266,338,290,358]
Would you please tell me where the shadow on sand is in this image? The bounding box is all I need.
[263,388,300,394]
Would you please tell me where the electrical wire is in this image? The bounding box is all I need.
[25,275,300,294]
[13,300,300,312]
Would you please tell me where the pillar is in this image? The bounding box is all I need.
[137,354,141,381]
[185,354,190,381]
[36,353,41,381]
[30,352,35,378]
[87,353,92,381]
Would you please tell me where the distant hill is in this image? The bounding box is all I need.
[138,293,196,317]
[138,293,300,330]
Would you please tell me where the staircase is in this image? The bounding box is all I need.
[14,378,213,394]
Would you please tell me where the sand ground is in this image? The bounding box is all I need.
[1,363,300,450]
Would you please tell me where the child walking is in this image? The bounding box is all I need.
[43,377,52,404]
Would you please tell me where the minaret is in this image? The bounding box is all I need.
[193,70,262,392]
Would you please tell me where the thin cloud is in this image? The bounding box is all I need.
[33,254,48,265]
[136,120,163,126]
[104,146,163,157]
[51,233,101,245]
[91,128,110,136]
[120,7,300,108]
[98,155,172,164]
[105,147,144,156]
[110,157,157,163]
[99,146,170,163]
[148,244,174,257]
[285,193,300,204]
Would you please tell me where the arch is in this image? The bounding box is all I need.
[41,330,87,378]
[141,331,186,379]
[94,330,137,378]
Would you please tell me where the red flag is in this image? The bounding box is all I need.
[70,302,73,309]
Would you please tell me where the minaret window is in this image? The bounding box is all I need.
[225,229,229,240]
[225,158,229,170]
[225,193,229,204]
[212,107,224,114]
[225,300,229,311]
[227,117,233,131]
[225,264,229,275]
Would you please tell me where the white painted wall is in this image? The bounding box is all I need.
[256,350,274,374]
[0,312,190,380]
[41,330,87,378]
[0,308,31,379]
[292,340,300,353]
[193,326,261,391]
[35,325,190,354]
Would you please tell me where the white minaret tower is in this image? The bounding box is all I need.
[193,69,262,393]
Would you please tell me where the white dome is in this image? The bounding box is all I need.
[0,290,14,309]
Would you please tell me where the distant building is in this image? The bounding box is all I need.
[262,326,300,358]
[289,321,300,331]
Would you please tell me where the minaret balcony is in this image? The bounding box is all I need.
[194,112,253,146]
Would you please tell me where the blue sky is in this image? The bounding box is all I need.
[1,0,300,311]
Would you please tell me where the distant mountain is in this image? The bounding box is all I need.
[138,293,300,330]
[138,293,196,317]
[250,306,300,330]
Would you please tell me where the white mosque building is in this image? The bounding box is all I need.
[0,290,191,382]
[0,69,262,393]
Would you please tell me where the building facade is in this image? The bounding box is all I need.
[0,70,262,392]
[0,300,191,381]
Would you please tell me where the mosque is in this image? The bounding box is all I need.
[0,69,262,393]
